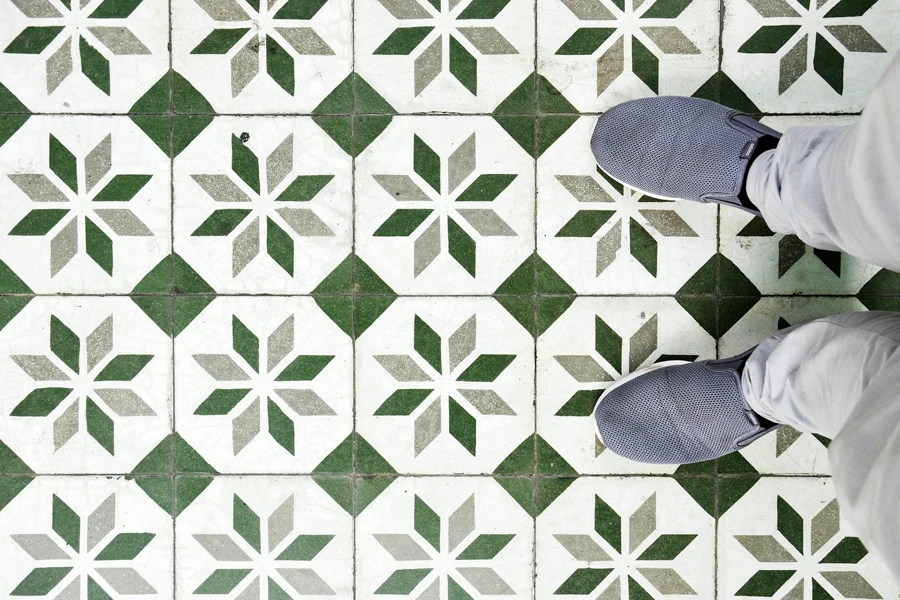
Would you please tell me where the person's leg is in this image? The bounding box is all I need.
[741,311,900,583]
[591,56,900,581]
[747,52,900,271]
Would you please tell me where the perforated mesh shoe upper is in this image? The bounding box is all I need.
[594,353,779,464]
[590,96,781,214]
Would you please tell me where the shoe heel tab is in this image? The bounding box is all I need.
[728,112,784,139]
[735,422,781,449]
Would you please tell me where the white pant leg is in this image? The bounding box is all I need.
[747,51,900,271]
[742,311,900,583]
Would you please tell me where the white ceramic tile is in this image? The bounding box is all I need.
[356,297,535,474]
[536,477,715,599]
[354,0,535,112]
[0,476,173,598]
[355,116,535,294]
[172,0,353,113]
[718,477,899,599]
[176,476,353,599]
[0,0,169,113]
[174,296,353,473]
[0,297,172,473]
[537,0,719,112]
[0,116,171,293]
[356,476,534,598]
[173,116,352,293]
[722,0,900,113]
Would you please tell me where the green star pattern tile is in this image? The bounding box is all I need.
[0,0,899,597]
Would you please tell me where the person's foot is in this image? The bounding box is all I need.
[591,96,781,216]
[593,349,779,464]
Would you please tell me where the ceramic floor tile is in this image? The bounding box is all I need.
[537,297,715,475]
[172,0,353,114]
[0,297,172,474]
[537,0,720,113]
[174,296,353,474]
[0,0,169,114]
[356,297,535,474]
[356,476,534,598]
[354,0,535,113]
[176,476,353,599]
[537,116,718,294]
[355,116,535,294]
[1,476,174,599]
[536,476,715,599]
[0,116,171,293]
[722,0,900,113]
[718,477,899,599]
[1,0,900,596]
[173,116,353,294]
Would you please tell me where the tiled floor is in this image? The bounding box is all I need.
[1,0,899,598]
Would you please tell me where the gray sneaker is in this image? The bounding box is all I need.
[592,349,779,464]
[590,96,781,216]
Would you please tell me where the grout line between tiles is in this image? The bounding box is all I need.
[0,111,865,117]
[714,0,726,574]
[350,0,358,595]
[532,0,540,596]
[714,473,721,600]
[715,1,729,583]
[3,292,888,298]
[3,472,828,478]
[167,0,177,595]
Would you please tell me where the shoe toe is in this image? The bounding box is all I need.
[594,362,761,464]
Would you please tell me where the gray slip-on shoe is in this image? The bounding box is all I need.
[593,349,779,464]
[590,96,781,216]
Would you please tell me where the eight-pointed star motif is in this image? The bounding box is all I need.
[192,493,336,598]
[372,493,517,597]
[9,314,155,455]
[554,168,698,278]
[190,0,335,96]
[8,133,154,278]
[3,0,152,95]
[10,493,157,599]
[554,0,702,95]
[373,313,517,457]
[372,133,518,278]
[191,133,335,277]
[371,0,519,95]
[738,0,886,95]
[733,496,879,599]
[553,492,698,597]
[192,314,336,456]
